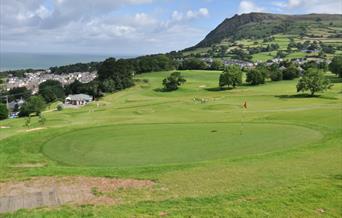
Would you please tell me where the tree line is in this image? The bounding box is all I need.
[1,55,341,120]
[218,56,342,96]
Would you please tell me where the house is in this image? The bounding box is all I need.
[65,94,93,105]
[223,59,254,68]
[8,99,25,111]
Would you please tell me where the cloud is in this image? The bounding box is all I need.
[171,8,209,22]
[0,1,209,55]
[272,0,341,14]
[238,1,265,14]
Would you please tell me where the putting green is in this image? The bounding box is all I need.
[43,123,322,167]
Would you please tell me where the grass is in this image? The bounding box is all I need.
[42,123,321,167]
[252,51,277,61]
[0,70,341,217]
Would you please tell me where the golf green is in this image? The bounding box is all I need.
[43,123,322,167]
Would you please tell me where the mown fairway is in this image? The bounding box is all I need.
[0,70,341,217]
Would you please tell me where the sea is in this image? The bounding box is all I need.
[0,52,137,72]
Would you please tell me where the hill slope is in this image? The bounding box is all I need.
[180,13,342,62]
[195,13,342,48]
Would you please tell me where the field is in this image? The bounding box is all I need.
[0,70,341,217]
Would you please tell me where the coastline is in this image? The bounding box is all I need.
[0,52,138,72]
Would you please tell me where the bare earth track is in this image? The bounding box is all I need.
[0,177,154,213]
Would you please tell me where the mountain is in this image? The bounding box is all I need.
[192,13,342,49]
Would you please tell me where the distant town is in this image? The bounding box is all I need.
[5,70,97,94]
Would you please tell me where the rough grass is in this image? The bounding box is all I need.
[0,70,341,217]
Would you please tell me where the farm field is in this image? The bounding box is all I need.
[0,70,341,217]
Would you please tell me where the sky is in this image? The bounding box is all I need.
[0,0,341,55]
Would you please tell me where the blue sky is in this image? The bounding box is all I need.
[0,0,341,55]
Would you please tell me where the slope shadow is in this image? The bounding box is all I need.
[205,87,234,92]
[276,93,338,100]
[275,93,318,99]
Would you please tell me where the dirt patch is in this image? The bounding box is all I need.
[0,176,154,213]
[25,127,47,132]
[0,126,10,129]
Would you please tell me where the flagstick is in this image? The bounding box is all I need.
[240,101,247,135]
[240,106,244,135]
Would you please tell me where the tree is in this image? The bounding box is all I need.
[134,54,175,73]
[329,56,342,77]
[219,65,242,88]
[283,64,300,80]
[101,79,117,93]
[24,116,31,128]
[38,114,46,125]
[19,96,46,117]
[162,72,186,91]
[64,80,83,95]
[269,64,283,81]
[270,69,283,81]
[296,68,332,96]
[276,51,287,58]
[231,49,252,61]
[65,80,102,98]
[97,58,134,91]
[38,80,65,103]
[210,60,224,70]
[180,58,208,70]
[0,103,8,120]
[246,69,265,85]
[8,87,32,102]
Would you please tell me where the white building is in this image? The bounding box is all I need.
[65,94,93,105]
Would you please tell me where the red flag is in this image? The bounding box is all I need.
[243,101,247,109]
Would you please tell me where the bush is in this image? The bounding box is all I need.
[57,104,63,111]
[162,72,186,91]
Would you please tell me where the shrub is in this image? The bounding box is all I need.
[57,104,63,111]
[162,72,186,91]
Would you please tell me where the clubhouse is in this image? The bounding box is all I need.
[65,94,93,105]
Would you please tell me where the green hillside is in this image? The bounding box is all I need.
[182,13,342,62]
[1,70,341,217]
